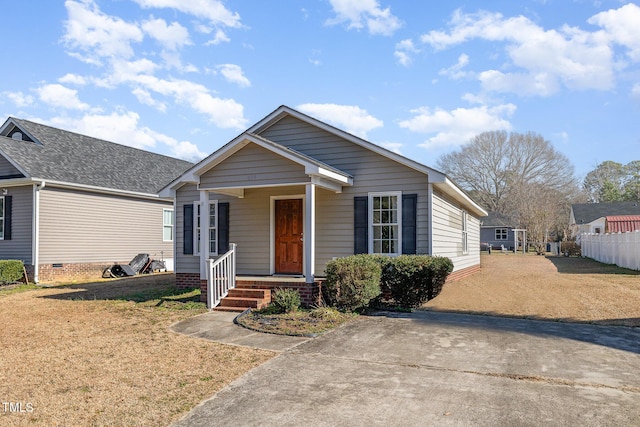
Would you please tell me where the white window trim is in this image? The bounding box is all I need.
[193,200,218,256]
[462,210,469,255]
[0,196,4,240]
[368,191,402,256]
[163,208,174,242]
[495,227,508,241]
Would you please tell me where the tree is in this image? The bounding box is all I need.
[436,130,577,214]
[583,161,626,203]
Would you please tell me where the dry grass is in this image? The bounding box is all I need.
[0,274,274,426]
[237,307,358,336]
[424,254,640,326]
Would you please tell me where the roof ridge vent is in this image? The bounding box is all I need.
[11,132,23,141]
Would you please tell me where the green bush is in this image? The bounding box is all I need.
[0,260,25,285]
[382,255,453,309]
[272,288,301,313]
[324,254,382,311]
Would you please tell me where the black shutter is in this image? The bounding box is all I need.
[183,203,194,255]
[354,196,368,254]
[402,194,417,254]
[3,196,11,240]
[218,202,230,254]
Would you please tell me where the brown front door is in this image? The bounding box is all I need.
[275,199,303,275]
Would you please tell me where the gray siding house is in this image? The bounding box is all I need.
[480,212,516,251]
[0,117,192,282]
[161,105,487,305]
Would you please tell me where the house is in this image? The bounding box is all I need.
[160,105,487,307]
[480,212,516,251]
[0,117,192,283]
[570,202,640,241]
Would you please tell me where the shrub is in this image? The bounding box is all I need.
[0,260,25,285]
[272,288,301,313]
[382,255,453,309]
[324,254,382,311]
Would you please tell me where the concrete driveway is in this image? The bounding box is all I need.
[171,311,640,426]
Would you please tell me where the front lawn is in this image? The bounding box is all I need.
[0,274,274,426]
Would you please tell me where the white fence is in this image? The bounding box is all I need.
[206,243,236,309]
[580,231,640,271]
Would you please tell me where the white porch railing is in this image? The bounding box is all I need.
[206,243,237,309]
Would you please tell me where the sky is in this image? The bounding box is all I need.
[1,0,639,180]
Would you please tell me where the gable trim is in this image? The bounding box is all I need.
[0,118,41,145]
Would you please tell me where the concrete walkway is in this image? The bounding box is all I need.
[171,311,640,426]
[170,310,310,352]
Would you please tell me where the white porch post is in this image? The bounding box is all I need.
[305,183,316,283]
[199,190,210,280]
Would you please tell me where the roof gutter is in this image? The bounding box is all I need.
[31,180,45,284]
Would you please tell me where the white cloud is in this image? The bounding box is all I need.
[588,3,640,62]
[632,83,640,99]
[439,54,471,80]
[142,18,191,51]
[217,64,251,88]
[63,0,144,63]
[37,84,90,110]
[204,29,231,45]
[59,73,87,85]
[5,91,34,108]
[394,39,420,66]
[132,87,167,112]
[399,104,516,149]
[48,111,206,161]
[297,103,383,138]
[326,0,402,36]
[131,0,242,29]
[419,8,619,96]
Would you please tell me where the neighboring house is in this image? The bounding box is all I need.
[0,117,192,283]
[160,105,488,306]
[570,202,640,240]
[480,212,515,251]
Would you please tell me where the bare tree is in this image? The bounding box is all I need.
[437,130,577,214]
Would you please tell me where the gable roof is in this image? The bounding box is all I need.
[0,117,193,195]
[480,212,513,228]
[571,202,640,225]
[161,105,487,216]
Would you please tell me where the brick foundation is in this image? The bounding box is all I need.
[37,261,126,283]
[446,264,481,282]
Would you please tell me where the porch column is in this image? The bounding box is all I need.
[199,190,210,280]
[305,183,316,283]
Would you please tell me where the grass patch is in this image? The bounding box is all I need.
[117,286,206,311]
[237,306,358,336]
[0,283,40,297]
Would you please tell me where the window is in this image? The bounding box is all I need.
[369,192,401,255]
[495,228,508,240]
[462,210,469,254]
[193,201,218,255]
[163,209,174,242]
[0,197,4,240]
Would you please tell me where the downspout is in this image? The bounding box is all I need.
[32,180,45,283]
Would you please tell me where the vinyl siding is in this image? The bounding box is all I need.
[0,155,22,177]
[200,143,308,189]
[431,190,481,272]
[38,186,174,264]
[0,185,32,263]
[176,184,200,274]
[259,116,431,273]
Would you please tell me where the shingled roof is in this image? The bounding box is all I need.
[571,202,640,224]
[0,117,193,194]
